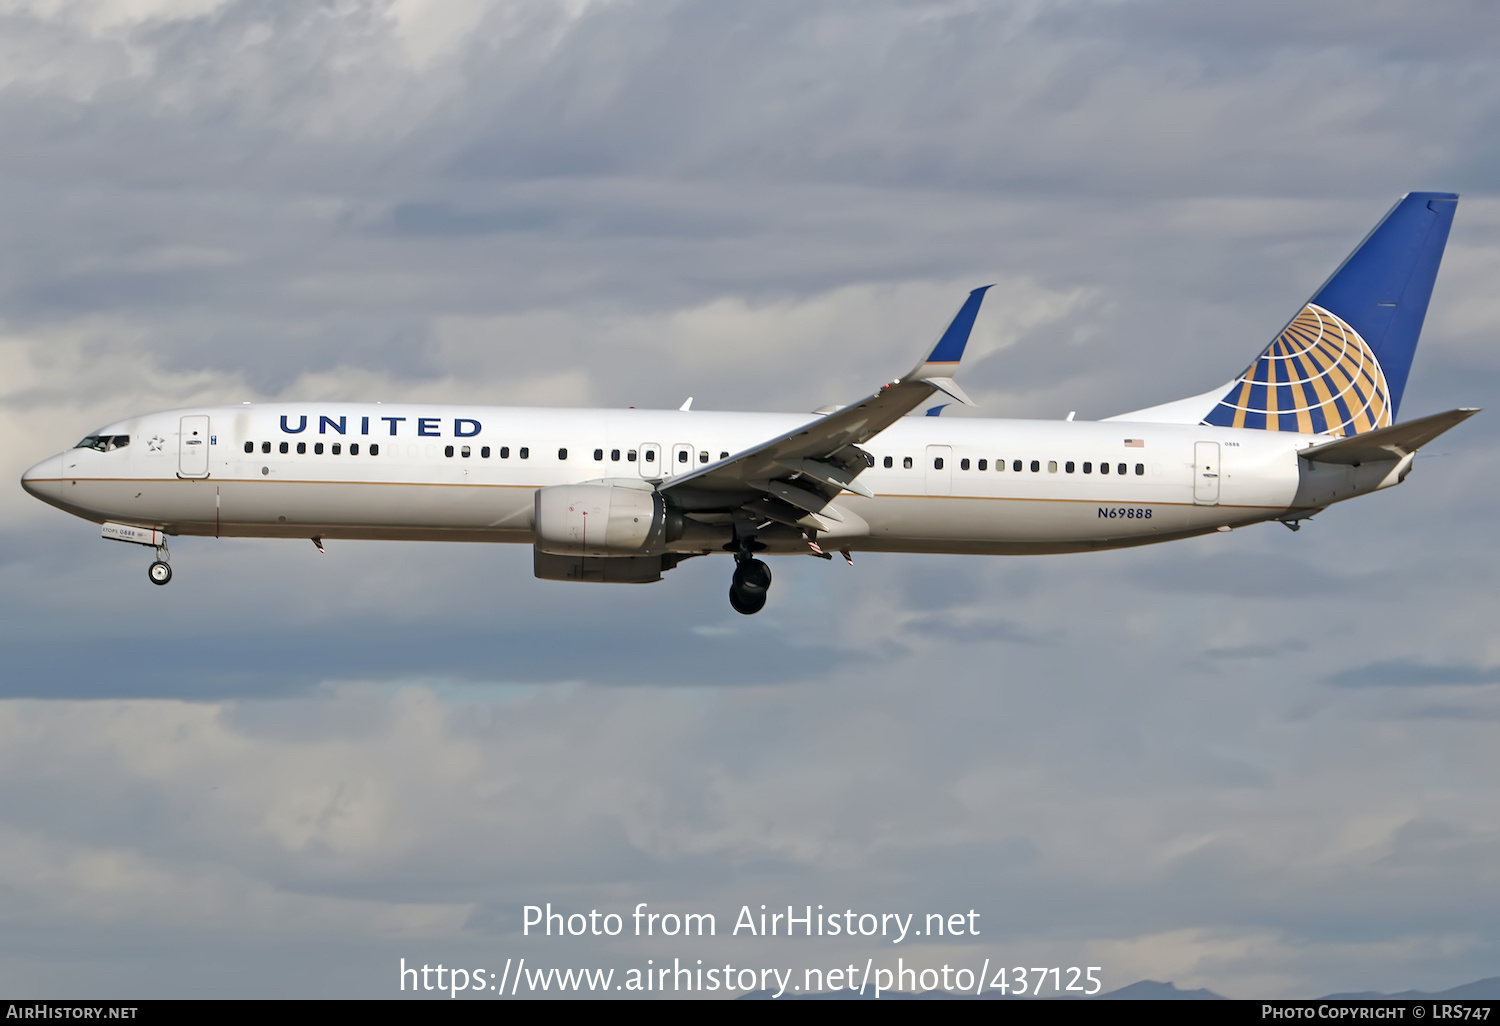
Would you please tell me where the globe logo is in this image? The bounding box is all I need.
[1204,304,1392,435]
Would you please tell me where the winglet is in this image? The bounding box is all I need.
[908,285,992,379]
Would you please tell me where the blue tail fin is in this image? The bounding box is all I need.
[1203,192,1457,435]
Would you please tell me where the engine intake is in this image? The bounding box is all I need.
[534,483,665,556]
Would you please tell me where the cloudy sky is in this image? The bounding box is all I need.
[2,0,1499,999]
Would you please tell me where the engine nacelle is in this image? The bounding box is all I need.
[534,483,665,556]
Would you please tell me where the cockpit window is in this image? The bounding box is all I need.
[75,435,130,452]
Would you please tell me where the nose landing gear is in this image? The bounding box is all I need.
[729,555,772,615]
[148,543,172,586]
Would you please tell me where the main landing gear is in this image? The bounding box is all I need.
[148,543,172,586]
[728,554,772,615]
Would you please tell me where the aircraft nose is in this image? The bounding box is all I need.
[21,453,63,503]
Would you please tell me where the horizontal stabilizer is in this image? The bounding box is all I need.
[1300,407,1479,464]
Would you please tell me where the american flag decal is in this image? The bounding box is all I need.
[1124,439,1145,448]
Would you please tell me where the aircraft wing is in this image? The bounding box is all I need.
[1300,407,1480,465]
[659,286,991,529]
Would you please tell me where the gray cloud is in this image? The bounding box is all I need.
[1325,659,1500,689]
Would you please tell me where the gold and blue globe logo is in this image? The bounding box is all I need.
[1203,303,1392,435]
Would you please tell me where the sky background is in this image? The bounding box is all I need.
[2,0,1499,999]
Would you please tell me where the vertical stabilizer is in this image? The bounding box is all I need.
[1200,192,1457,435]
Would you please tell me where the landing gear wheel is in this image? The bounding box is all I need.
[148,560,173,586]
[728,558,771,615]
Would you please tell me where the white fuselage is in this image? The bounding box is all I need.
[22,402,1407,557]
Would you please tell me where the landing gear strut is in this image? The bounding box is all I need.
[729,555,772,615]
[148,543,172,586]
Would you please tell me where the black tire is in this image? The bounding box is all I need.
[148,561,172,586]
[733,558,772,594]
[729,582,767,615]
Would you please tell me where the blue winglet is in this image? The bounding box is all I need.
[923,285,992,365]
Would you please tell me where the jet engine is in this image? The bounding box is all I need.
[533,483,665,556]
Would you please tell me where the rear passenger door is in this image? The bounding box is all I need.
[1193,441,1221,505]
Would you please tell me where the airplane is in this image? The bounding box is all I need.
[21,191,1477,615]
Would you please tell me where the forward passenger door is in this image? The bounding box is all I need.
[179,415,210,478]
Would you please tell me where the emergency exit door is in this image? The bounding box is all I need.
[925,445,953,496]
[637,443,660,478]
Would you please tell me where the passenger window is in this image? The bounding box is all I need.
[677,450,688,463]
[699,451,709,463]
[720,452,729,460]
[461,445,470,458]
[883,456,893,468]
[933,457,944,470]
[1013,460,1022,472]
[978,459,987,470]
[558,448,567,460]
[351,443,360,455]
[611,449,621,461]
[1135,463,1145,476]
[481,446,490,458]
[1030,460,1040,472]
[594,448,604,461]
[628,450,637,461]
[960,458,970,470]
[280,442,289,454]
[500,446,510,458]
[645,450,655,462]
[519,447,529,459]
[260,441,270,454]
[243,441,253,454]
[903,456,913,469]
[1117,463,1127,475]
[1048,460,1058,473]
[1065,461,1075,473]
[1083,461,1092,473]
[315,442,325,455]
[444,445,454,457]
[297,442,307,454]
[370,444,380,456]
[1100,461,1109,474]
